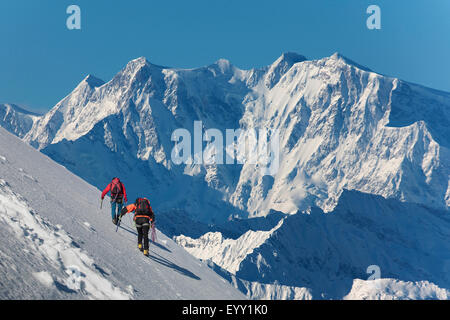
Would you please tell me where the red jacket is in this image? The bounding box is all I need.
[101,178,127,202]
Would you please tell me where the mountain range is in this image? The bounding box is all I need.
[1,52,449,299]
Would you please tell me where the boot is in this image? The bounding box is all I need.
[143,249,149,257]
[138,243,143,252]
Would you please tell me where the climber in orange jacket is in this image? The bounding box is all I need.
[119,197,155,256]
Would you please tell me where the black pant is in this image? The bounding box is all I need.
[135,217,150,250]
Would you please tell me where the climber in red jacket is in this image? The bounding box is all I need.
[101,177,128,225]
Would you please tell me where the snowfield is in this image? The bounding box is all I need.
[0,127,245,299]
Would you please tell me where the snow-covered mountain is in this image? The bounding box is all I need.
[19,52,450,222]
[2,52,449,299]
[0,126,245,299]
[176,189,450,299]
[0,103,40,138]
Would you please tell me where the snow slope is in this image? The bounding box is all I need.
[0,127,245,299]
[0,179,130,299]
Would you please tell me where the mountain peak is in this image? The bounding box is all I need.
[276,52,308,65]
[130,56,150,65]
[215,58,231,67]
[121,56,153,74]
[264,52,308,88]
[210,58,233,73]
[82,74,105,88]
[328,52,372,72]
[121,56,168,76]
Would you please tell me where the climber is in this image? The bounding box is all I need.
[119,197,155,257]
[101,177,128,225]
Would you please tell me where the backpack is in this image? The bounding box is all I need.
[135,198,153,219]
[110,178,123,201]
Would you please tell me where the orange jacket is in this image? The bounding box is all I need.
[120,201,155,222]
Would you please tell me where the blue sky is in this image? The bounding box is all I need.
[0,0,449,112]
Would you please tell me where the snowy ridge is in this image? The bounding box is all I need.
[175,218,283,274]
[0,127,245,299]
[344,279,450,300]
[176,190,450,299]
[0,103,40,138]
[205,261,313,300]
[24,75,106,149]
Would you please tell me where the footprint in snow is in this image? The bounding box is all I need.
[83,222,96,232]
[18,168,38,182]
[24,174,38,182]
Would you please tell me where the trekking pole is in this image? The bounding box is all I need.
[100,198,103,210]
[115,215,122,232]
